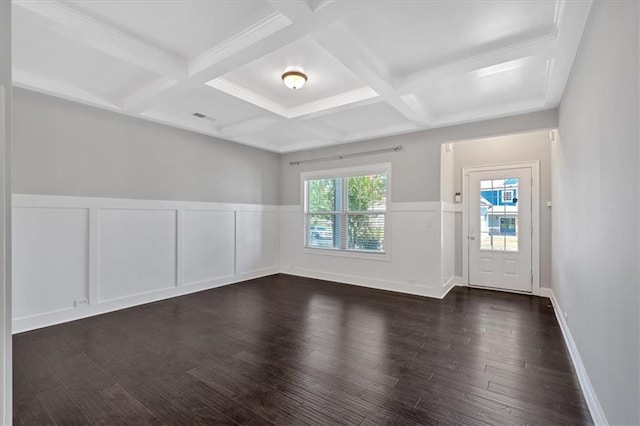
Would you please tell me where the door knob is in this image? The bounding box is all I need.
[469,235,476,240]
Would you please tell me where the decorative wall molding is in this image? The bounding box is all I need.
[13,267,278,334]
[280,201,451,300]
[11,194,279,333]
[12,193,279,212]
[542,287,609,426]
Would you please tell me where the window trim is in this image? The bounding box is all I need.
[301,163,392,261]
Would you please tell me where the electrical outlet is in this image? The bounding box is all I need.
[74,299,88,307]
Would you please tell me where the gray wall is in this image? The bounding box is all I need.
[554,1,639,424]
[452,130,552,287]
[280,109,558,205]
[13,88,280,205]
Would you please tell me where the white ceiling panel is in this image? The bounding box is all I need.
[11,0,593,152]
[344,0,559,77]
[13,7,158,104]
[152,86,266,126]
[212,36,370,109]
[59,0,279,61]
[236,121,329,150]
[310,102,413,135]
[416,56,549,121]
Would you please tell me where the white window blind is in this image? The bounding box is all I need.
[304,166,388,254]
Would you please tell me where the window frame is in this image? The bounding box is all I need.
[301,163,392,261]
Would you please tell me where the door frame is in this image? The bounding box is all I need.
[462,161,540,295]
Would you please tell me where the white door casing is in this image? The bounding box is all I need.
[462,162,540,295]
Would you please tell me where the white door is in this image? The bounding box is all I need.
[468,167,532,292]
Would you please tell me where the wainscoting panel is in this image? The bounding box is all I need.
[12,207,89,319]
[183,210,235,285]
[236,210,280,275]
[11,194,279,333]
[98,209,177,302]
[441,203,461,289]
[280,202,450,299]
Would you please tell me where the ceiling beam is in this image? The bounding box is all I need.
[543,0,593,106]
[188,12,292,77]
[313,23,432,127]
[123,23,305,114]
[395,35,559,95]
[13,0,187,80]
[13,69,120,110]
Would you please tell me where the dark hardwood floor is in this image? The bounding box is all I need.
[14,274,592,425]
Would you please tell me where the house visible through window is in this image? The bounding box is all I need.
[502,190,514,203]
[304,165,389,254]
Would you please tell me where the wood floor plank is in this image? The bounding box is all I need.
[14,274,592,425]
[36,384,94,425]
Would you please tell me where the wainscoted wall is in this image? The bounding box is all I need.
[280,202,456,299]
[12,194,280,333]
[441,203,460,287]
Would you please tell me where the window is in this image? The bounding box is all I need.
[502,190,514,203]
[304,165,389,255]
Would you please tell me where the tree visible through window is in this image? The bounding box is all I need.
[304,167,388,253]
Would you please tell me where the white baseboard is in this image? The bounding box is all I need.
[441,276,460,298]
[12,267,278,334]
[539,287,552,298]
[280,267,450,299]
[543,288,608,425]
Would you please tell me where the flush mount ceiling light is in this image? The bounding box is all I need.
[282,70,307,90]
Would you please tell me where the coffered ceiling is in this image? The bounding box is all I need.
[12,0,592,153]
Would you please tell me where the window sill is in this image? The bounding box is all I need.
[302,246,391,262]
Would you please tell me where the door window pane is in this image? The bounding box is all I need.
[480,177,519,252]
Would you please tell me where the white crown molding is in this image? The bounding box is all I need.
[141,109,220,136]
[206,77,289,117]
[14,0,187,80]
[254,136,333,154]
[220,116,281,137]
[543,0,593,106]
[122,76,180,112]
[13,69,120,110]
[286,87,379,119]
[207,77,379,121]
[295,96,381,121]
[188,12,293,76]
